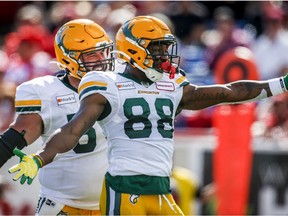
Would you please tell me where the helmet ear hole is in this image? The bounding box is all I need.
[128,49,137,54]
[63,59,70,64]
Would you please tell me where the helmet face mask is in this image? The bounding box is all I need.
[115,16,180,82]
[54,19,114,79]
[145,39,179,74]
[79,45,114,74]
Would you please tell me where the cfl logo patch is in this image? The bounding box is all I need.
[129,194,140,204]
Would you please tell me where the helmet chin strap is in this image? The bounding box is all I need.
[142,67,163,82]
[111,50,163,82]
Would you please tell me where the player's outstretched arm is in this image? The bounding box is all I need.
[37,93,107,165]
[181,75,288,110]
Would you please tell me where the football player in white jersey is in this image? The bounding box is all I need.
[8,16,288,215]
[1,19,114,215]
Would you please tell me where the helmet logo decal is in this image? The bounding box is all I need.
[122,22,137,42]
[56,27,70,56]
[55,25,68,45]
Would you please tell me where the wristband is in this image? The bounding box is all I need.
[31,154,44,168]
[268,77,287,96]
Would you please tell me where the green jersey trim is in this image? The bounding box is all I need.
[16,106,41,112]
[79,86,107,101]
[57,72,78,93]
[180,81,190,87]
[105,172,170,195]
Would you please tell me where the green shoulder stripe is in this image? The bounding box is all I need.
[180,81,190,87]
[79,86,107,100]
[16,106,41,112]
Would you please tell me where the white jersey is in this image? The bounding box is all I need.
[15,74,108,210]
[79,70,189,177]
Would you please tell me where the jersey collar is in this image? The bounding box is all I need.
[57,71,78,93]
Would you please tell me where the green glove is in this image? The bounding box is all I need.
[8,148,43,185]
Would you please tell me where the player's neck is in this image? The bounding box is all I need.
[67,75,80,88]
[125,64,150,82]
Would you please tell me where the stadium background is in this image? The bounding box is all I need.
[0,1,288,215]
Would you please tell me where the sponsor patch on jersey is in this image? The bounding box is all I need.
[116,81,135,90]
[156,82,175,91]
[137,90,160,95]
[56,94,76,105]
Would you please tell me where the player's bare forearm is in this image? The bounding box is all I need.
[181,80,272,110]
[37,122,84,165]
[37,94,105,166]
[0,114,43,168]
[10,114,43,145]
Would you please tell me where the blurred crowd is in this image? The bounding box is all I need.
[0,2,288,215]
[1,1,288,141]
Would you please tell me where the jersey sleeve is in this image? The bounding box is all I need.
[78,71,118,109]
[15,81,42,114]
[174,72,190,88]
